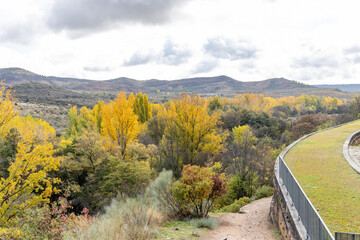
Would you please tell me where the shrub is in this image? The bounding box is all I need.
[254,185,274,200]
[19,197,91,240]
[63,172,169,240]
[190,218,218,229]
[227,172,259,202]
[145,170,181,218]
[171,165,227,218]
[222,197,251,213]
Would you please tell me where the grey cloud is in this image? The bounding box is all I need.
[343,45,360,55]
[83,66,111,72]
[204,38,256,60]
[160,40,191,65]
[47,0,189,32]
[292,55,339,68]
[0,23,39,44]
[352,55,360,64]
[123,40,191,67]
[123,53,153,66]
[192,60,218,74]
[343,45,360,64]
[240,61,256,70]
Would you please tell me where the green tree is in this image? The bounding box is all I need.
[134,92,151,123]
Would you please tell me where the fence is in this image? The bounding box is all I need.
[335,232,360,240]
[278,156,334,240]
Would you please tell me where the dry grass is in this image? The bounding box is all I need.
[284,120,360,234]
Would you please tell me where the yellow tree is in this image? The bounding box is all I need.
[0,115,60,235]
[232,125,257,166]
[0,83,16,129]
[101,92,140,155]
[163,92,224,167]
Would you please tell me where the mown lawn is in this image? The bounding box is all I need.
[284,120,360,234]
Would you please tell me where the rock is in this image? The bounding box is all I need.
[239,207,248,214]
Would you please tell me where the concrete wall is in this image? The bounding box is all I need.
[343,130,360,174]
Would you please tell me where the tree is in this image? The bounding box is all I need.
[100,156,152,200]
[171,165,227,217]
[232,125,257,168]
[101,92,140,155]
[0,128,21,179]
[0,116,60,234]
[224,125,259,199]
[162,93,225,167]
[0,83,16,129]
[208,96,223,112]
[133,92,151,123]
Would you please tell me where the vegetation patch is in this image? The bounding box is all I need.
[190,217,218,229]
[154,220,207,240]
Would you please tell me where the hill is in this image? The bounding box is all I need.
[11,82,115,107]
[315,84,360,93]
[0,67,334,96]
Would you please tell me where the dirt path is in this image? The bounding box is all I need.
[200,197,279,240]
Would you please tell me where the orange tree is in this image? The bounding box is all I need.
[171,165,227,217]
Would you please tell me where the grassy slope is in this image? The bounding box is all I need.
[284,120,360,234]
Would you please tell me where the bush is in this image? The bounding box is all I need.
[63,172,170,240]
[171,165,227,218]
[190,218,218,229]
[227,172,259,202]
[254,186,274,200]
[145,170,180,218]
[222,197,251,213]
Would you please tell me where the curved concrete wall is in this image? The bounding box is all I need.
[343,131,360,174]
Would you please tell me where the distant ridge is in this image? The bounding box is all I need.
[0,67,321,95]
[315,84,360,93]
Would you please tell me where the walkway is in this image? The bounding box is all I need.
[199,197,279,240]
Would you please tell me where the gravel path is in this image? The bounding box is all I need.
[199,197,278,240]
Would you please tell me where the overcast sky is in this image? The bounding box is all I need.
[1,0,360,84]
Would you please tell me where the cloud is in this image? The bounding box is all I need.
[123,53,153,66]
[292,54,339,68]
[160,40,191,65]
[0,22,40,44]
[343,45,360,55]
[83,66,111,72]
[192,60,218,74]
[123,40,191,66]
[47,0,190,32]
[342,45,360,64]
[203,38,257,60]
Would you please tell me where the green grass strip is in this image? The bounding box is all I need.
[284,120,360,234]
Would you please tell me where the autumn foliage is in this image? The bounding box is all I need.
[172,165,227,217]
[0,86,61,237]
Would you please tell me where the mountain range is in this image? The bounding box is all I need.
[0,67,323,94]
[0,67,355,101]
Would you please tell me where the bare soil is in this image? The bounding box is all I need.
[200,197,279,240]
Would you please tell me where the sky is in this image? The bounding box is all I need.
[1,0,360,84]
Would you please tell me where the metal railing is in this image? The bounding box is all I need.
[335,232,360,240]
[278,156,334,240]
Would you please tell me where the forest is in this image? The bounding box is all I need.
[0,84,359,239]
